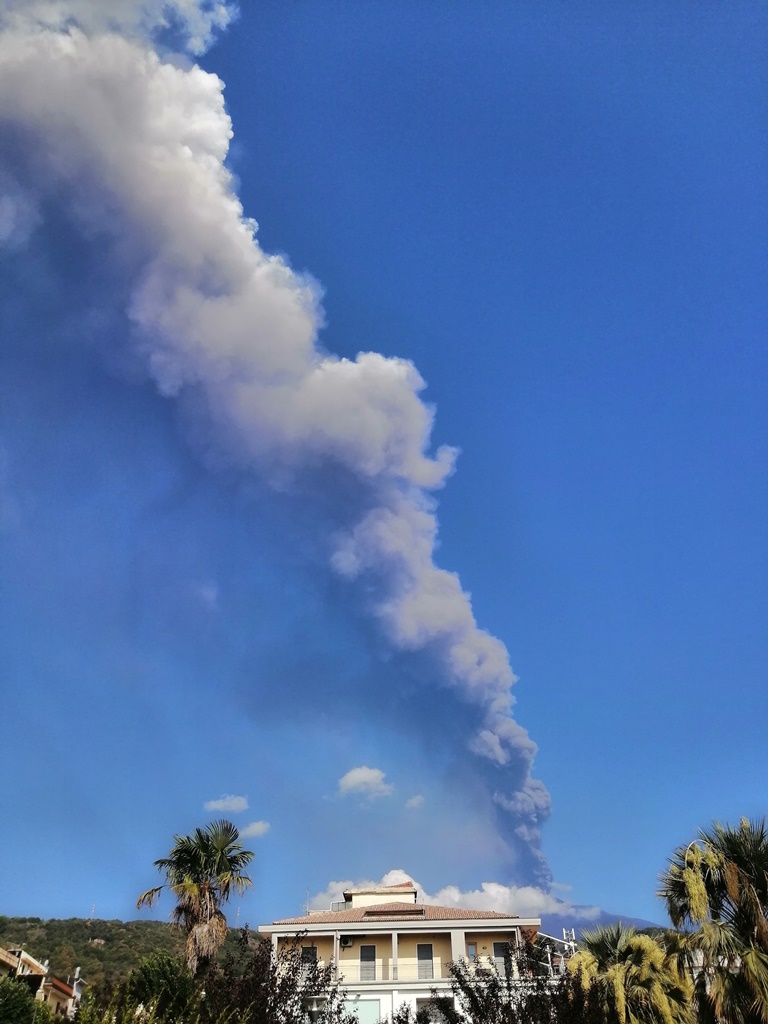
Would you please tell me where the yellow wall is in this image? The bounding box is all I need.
[396,932,452,981]
[348,892,415,909]
[465,930,520,975]
[43,988,70,1015]
[465,929,519,956]
[276,935,335,967]
[338,934,395,979]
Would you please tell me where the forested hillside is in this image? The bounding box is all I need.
[0,917,245,992]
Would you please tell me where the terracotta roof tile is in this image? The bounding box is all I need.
[48,978,74,996]
[269,900,521,926]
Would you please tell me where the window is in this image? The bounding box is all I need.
[417,943,434,980]
[301,945,317,979]
[344,999,380,1024]
[466,942,477,962]
[493,941,513,978]
[360,944,376,981]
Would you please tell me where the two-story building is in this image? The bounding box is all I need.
[1,946,84,1018]
[260,880,540,1022]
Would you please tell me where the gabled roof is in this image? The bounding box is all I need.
[46,976,75,997]
[270,900,521,926]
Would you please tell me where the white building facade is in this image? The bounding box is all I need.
[260,881,541,1022]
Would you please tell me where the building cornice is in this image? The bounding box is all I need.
[261,916,540,936]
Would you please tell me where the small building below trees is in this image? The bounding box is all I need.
[0,944,85,1017]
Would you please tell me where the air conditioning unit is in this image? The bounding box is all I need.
[340,936,354,949]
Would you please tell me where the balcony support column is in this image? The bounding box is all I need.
[391,931,398,981]
[450,929,465,966]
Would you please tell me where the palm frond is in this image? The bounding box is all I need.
[661,818,768,1024]
[136,885,165,909]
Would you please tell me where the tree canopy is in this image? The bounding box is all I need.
[568,922,693,1024]
[659,817,768,1024]
[137,820,254,976]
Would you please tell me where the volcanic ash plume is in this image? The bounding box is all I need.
[0,0,551,876]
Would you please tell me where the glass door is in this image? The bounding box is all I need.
[417,943,434,980]
[360,944,376,981]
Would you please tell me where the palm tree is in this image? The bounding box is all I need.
[568,922,694,1024]
[137,820,254,976]
[659,817,768,1024]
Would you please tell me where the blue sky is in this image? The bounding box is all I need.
[0,0,766,932]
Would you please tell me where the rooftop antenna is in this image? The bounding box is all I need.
[304,888,311,916]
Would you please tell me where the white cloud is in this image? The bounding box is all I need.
[0,0,236,54]
[309,870,601,922]
[240,820,270,838]
[549,881,573,893]
[309,869,414,912]
[337,766,394,800]
[204,794,248,813]
[426,881,600,921]
[405,794,424,809]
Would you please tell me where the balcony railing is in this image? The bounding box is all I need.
[337,964,452,983]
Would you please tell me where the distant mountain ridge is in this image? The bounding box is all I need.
[539,910,664,939]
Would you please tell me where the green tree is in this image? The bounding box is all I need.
[659,816,768,1024]
[385,1004,433,1024]
[0,978,56,1024]
[426,942,607,1024]
[0,977,37,1024]
[568,922,693,1024]
[74,992,128,1024]
[120,952,196,1021]
[199,929,357,1024]
[137,820,254,977]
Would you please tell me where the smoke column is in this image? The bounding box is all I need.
[0,0,551,878]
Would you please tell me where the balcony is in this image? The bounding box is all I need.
[337,963,452,984]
